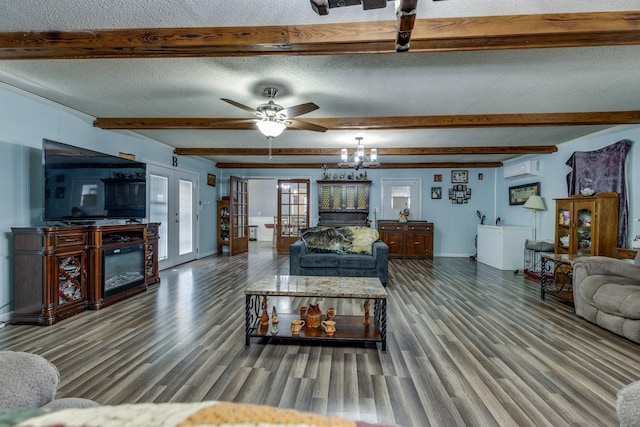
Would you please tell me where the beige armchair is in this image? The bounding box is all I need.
[572,252,640,344]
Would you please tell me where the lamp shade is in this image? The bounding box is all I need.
[523,195,545,211]
[256,119,286,138]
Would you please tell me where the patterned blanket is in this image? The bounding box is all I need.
[10,401,396,427]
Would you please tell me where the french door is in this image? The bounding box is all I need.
[276,179,310,252]
[148,164,198,270]
[229,176,249,255]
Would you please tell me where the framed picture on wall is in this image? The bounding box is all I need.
[431,187,442,199]
[451,170,468,183]
[207,173,217,187]
[509,182,541,205]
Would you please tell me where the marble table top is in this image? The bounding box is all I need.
[245,275,387,299]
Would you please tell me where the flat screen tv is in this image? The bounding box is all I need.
[43,139,147,222]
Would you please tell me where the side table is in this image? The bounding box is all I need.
[540,253,583,303]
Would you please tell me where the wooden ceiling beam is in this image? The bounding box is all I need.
[1,11,639,60]
[174,146,556,156]
[214,161,503,169]
[95,111,640,130]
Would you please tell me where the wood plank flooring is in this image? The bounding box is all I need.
[1,242,638,426]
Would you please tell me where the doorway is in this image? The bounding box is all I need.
[147,164,199,270]
[276,179,310,252]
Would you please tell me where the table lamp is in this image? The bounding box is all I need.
[523,195,546,240]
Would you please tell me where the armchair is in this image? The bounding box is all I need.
[572,252,640,343]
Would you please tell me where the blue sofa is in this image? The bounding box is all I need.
[289,239,388,285]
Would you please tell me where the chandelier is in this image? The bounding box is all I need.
[338,137,379,170]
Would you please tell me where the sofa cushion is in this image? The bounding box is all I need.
[337,226,379,255]
[592,282,640,319]
[338,254,377,270]
[299,253,339,268]
[301,227,351,254]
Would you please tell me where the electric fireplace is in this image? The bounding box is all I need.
[102,243,145,298]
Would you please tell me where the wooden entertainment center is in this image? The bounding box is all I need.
[11,223,159,326]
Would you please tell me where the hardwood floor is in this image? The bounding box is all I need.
[1,242,638,426]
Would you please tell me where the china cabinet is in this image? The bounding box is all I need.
[317,180,371,226]
[217,196,230,254]
[554,192,619,257]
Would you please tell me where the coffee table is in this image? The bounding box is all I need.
[245,275,387,351]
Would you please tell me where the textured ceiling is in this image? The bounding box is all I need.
[1,1,639,167]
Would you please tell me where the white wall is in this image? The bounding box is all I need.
[0,84,218,319]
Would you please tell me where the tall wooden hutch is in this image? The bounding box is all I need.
[317,180,371,226]
[554,192,619,257]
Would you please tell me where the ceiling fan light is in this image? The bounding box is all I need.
[370,149,377,162]
[357,144,364,158]
[256,119,286,138]
[341,148,348,162]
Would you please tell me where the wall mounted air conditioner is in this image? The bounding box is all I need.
[503,160,540,179]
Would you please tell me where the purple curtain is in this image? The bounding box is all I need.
[565,139,633,248]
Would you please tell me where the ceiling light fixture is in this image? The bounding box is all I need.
[338,137,379,170]
[255,118,286,139]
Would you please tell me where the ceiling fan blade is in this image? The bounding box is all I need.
[286,119,328,133]
[220,98,260,117]
[280,102,319,118]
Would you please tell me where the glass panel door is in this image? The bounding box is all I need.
[149,173,169,267]
[576,207,593,256]
[277,179,309,252]
[148,164,198,270]
[230,176,248,255]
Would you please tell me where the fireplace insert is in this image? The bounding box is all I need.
[102,242,145,298]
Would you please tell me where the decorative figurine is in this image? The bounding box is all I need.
[399,207,410,223]
[363,299,371,326]
[271,306,279,326]
[305,303,322,328]
[260,296,269,326]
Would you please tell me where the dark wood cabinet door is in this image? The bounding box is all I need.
[405,233,427,256]
[382,231,404,256]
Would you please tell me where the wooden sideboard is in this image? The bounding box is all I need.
[377,220,434,258]
[11,223,160,325]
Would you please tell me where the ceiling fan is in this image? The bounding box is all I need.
[221,87,327,140]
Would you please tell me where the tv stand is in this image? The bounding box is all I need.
[11,223,160,326]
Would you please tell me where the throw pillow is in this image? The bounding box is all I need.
[301,227,352,254]
[337,226,379,255]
